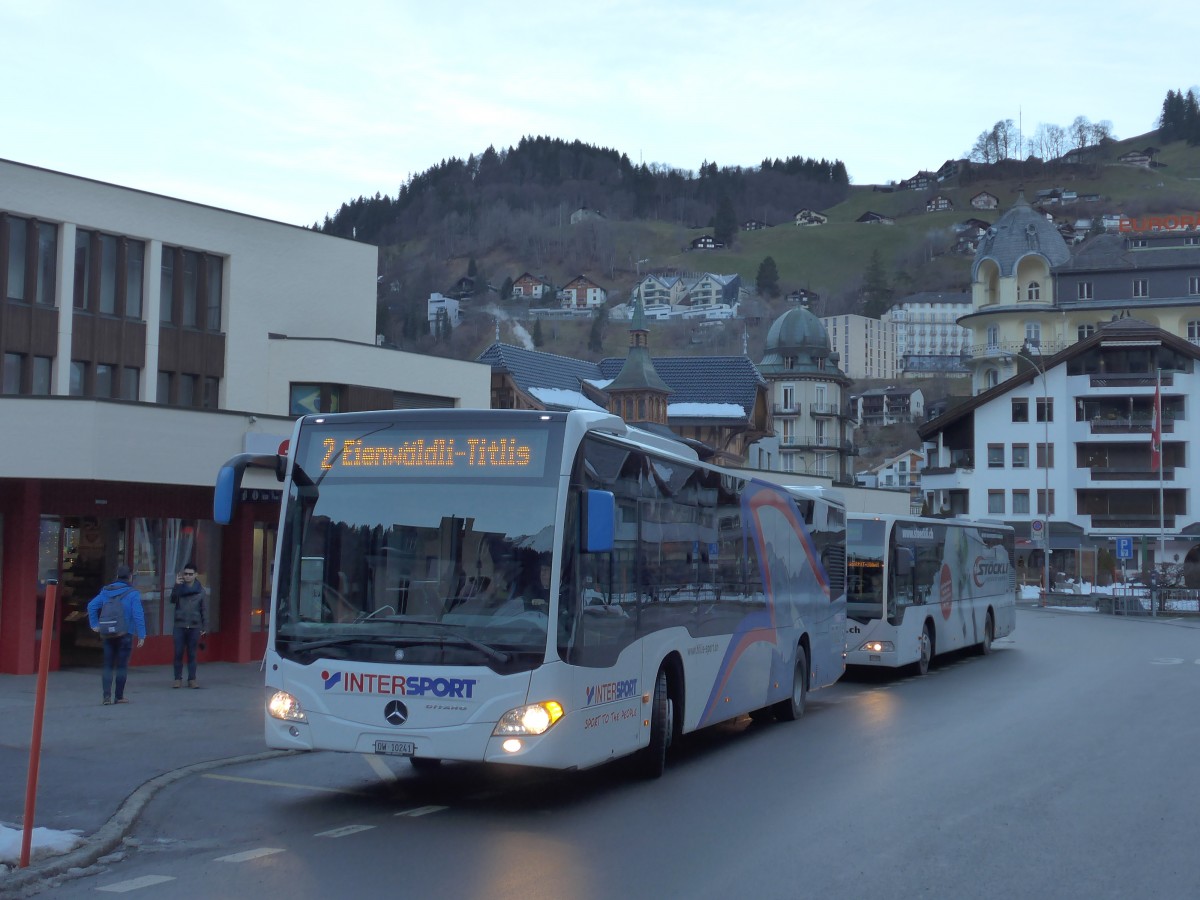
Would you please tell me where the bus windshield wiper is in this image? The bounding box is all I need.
[285,628,508,664]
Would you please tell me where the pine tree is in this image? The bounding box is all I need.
[588,305,608,353]
[532,317,544,347]
[861,249,893,318]
[756,256,780,298]
[714,195,737,246]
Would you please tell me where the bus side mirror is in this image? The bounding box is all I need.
[213,453,287,525]
[581,490,614,553]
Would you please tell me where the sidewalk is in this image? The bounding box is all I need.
[0,661,285,891]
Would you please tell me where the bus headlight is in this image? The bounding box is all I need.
[859,640,894,653]
[493,701,564,736]
[268,690,307,722]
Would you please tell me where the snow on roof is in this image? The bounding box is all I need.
[668,401,745,418]
[528,387,608,412]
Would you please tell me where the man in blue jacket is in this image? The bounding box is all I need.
[87,565,147,705]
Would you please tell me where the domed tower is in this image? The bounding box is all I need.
[961,191,1071,392]
[756,305,853,481]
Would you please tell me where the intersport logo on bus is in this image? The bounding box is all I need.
[1117,214,1200,233]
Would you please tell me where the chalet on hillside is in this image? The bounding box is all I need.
[688,234,725,251]
[971,191,999,210]
[901,171,935,191]
[742,219,768,231]
[559,275,607,310]
[926,195,954,212]
[936,159,964,181]
[794,208,828,226]
[1117,149,1152,167]
[511,271,552,300]
[856,211,895,225]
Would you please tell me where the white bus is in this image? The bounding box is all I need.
[845,514,1016,675]
[215,409,847,777]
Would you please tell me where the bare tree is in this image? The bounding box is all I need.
[1069,116,1093,150]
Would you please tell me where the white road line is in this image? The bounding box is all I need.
[362,752,398,782]
[315,824,377,838]
[396,805,448,817]
[97,874,176,892]
[216,847,286,862]
[202,773,368,796]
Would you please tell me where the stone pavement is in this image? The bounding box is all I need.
[0,661,286,894]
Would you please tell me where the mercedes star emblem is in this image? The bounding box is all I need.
[384,700,408,726]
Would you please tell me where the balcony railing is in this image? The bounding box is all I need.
[1089,514,1177,528]
[1087,417,1175,435]
[1088,467,1175,482]
[1089,372,1175,389]
[809,403,841,417]
[962,340,1068,361]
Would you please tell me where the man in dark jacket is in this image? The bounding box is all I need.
[170,564,208,688]
[87,564,147,705]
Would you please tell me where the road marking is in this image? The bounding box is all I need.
[216,847,286,862]
[202,773,368,796]
[315,824,376,838]
[1151,658,1184,665]
[97,875,176,892]
[362,752,398,782]
[396,805,448,817]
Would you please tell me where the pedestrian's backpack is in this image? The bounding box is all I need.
[97,590,129,638]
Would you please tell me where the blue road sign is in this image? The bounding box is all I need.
[1115,537,1133,560]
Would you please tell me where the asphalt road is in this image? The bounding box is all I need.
[30,608,1200,900]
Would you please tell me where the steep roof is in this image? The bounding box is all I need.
[598,355,764,420]
[476,342,601,396]
[1054,232,1200,273]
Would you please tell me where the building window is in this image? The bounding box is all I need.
[1012,444,1029,468]
[1013,490,1030,514]
[73,230,91,309]
[988,490,1005,514]
[1036,397,1054,423]
[1037,489,1056,515]
[1027,281,1040,301]
[1186,236,1199,246]
[70,361,85,396]
[160,248,175,324]
[1012,399,1029,422]
[36,222,57,306]
[3,352,21,394]
[1189,276,1200,296]
[206,255,223,330]
[1189,321,1200,343]
[1133,278,1149,298]
[95,363,114,398]
[988,444,1004,468]
[99,233,118,314]
[1025,322,1041,345]
[182,250,199,327]
[986,325,999,349]
[781,384,795,411]
[203,376,220,409]
[1037,442,1054,469]
[1131,238,1147,248]
[985,369,999,389]
[1078,324,1095,340]
[125,240,145,319]
[178,373,197,407]
[5,215,29,302]
[32,356,52,395]
[1077,281,1093,300]
[290,383,342,416]
[121,367,140,401]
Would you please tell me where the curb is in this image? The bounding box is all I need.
[2,749,293,897]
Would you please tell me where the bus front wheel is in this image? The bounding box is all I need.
[774,645,808,721]
[976,611,995,656]
[913,623,934,676]
[638,668,673,779]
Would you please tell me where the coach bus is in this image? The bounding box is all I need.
[845,514,1016,675]
[214,409,847,777]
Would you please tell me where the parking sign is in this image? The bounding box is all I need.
[1115,537,1133,560]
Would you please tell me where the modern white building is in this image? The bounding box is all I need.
[820,313,899,380]
[919,318,1200,586]
[883,291,972,378]
[0,158,490,675]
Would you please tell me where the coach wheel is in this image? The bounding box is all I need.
[913,622,934,676]
[774,645,808,722]
[639,668,673,779]
[977,611,995,656]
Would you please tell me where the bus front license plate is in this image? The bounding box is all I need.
[374,740,415,756]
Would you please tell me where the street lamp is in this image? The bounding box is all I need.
[1018,341,1052,600]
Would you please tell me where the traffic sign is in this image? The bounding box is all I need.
[1031,519,1047,542]
[1115,537,1133,560]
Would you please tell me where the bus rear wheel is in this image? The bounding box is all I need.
[913,623,934,676]
[638,668,673,779]
[774,646,808,721]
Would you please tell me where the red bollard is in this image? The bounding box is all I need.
[20,580,58,869]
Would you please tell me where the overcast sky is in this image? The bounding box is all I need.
[4,1,1194,226]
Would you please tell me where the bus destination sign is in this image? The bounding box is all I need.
[304,427,551,478]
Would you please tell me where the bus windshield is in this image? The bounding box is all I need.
[847,517,885,620]
[274,419,562,673]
